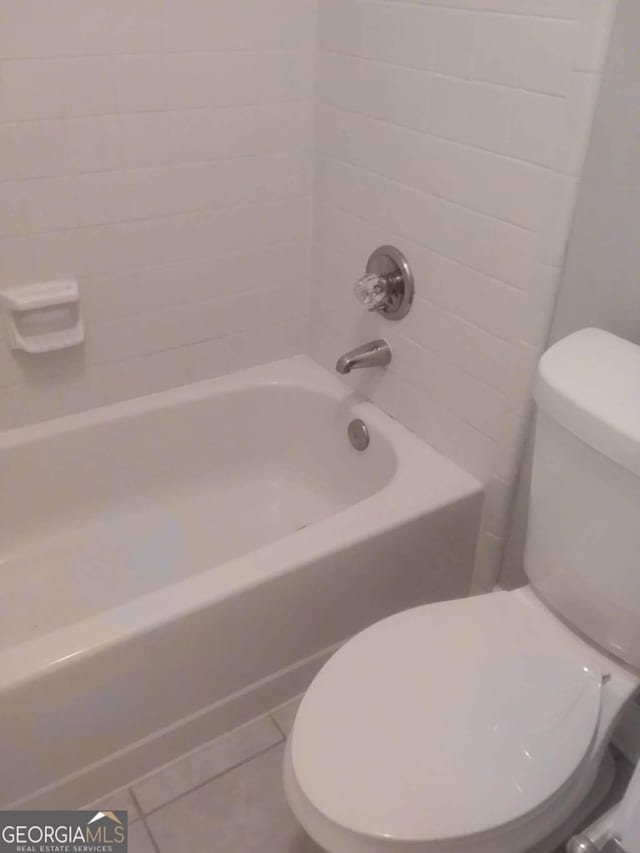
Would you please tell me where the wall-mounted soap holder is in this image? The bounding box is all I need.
[354,246,414,320]
[0,279,84,354]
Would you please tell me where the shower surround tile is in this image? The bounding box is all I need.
[309,0,618,590]
[0,0,316,428]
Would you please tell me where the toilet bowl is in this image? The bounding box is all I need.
[284,330,640,853]
[284,588,637,853]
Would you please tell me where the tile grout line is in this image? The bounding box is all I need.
[138,737,286,821]
[128,785,144,824]
[317,94,572,171]
[320,46,569,100]
[0,149,313,188]
[270,711,289,740]
[0,47,314,63]
[128,787,161,853]
[120,713,285,804]
[319,200,530,295]
[0,194,313,242]
[141,817,162,853]
[323,154,537,235]
[0,97,314,128]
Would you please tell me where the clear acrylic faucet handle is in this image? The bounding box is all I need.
[354,273,388,311]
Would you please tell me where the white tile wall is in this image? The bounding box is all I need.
[0,0,618,592]
[309,0,617,590]
[0,0,316,428]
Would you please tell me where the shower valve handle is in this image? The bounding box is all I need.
[354,273,392,312]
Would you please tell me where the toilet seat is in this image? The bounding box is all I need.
[287,591,605,852]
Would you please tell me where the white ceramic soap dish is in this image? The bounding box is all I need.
[0,279,84,354]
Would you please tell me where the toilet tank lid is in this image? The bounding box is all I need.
[535,328,640,477]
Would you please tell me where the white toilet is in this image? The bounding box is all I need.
[284,328,640,853]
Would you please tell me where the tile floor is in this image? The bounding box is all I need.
[87,696,323,853]
[88,697,633,853]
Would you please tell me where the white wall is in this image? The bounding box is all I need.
[551,0,640,348]
[502,0,640,589]
[0,0,316,428]
[309,0,617,590]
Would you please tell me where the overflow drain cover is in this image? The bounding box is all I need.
[348,419,370,451]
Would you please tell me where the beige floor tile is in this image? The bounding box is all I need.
[84,787,140,823]
[271,695,303,737]
[133,715,282,814]
[128,821,158,853]
[147,744,323,853]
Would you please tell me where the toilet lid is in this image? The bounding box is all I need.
[290,592,603,843]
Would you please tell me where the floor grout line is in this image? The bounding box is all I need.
[115,712,284,807]
[128,785,144,823]
[270,711,289,739]
[139,738,286,820]
[128,787,162,853]
[141,816,162,853]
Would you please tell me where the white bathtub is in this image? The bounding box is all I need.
[0,356,482,808]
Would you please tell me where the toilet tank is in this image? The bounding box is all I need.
[525,328,640,669]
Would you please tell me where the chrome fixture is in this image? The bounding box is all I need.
[348,419,370,451]
[567,838,602,853]
[601,841,626,852]
[336,339,392,375]
[568,837,625,852]
[354,246,414,320]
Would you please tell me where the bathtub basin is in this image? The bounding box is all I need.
[0,356,482,808]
